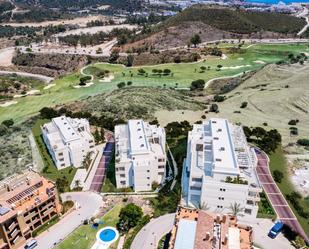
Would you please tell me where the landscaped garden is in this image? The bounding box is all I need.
[55,204,123,249]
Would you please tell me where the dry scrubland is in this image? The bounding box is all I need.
[156,63,309,146]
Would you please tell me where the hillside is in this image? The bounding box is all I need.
[121,5,306,50]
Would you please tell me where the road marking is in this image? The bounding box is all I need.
[260,182,276,184]
[268,193,281,195]
[273,204,289,207]
[257,173,271,176]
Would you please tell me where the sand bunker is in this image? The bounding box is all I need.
[14,89,41,98]
[254,60,266,64]
[222,65,251,70]
[99,75,114,83]
[44,84,56,90]
[0,101,18,107]
[73,82,94,88]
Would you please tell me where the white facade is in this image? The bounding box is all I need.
[182,118,261,217]
[115,120,166,192]
[41,116,95,169]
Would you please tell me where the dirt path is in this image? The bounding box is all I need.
[0,70,54,83]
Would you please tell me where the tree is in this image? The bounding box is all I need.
[273,170,284,183]
[1,119,14,128]
[213,95,225,102]
[209,103,219,112]
[117,204,143,233]
[39,107,58,119]
[217,64,223,70]
[126,54,134,67]
[190,34,201,47]
[109,49,119,63]
[229,202,244,217]
[117,82,126,89]
[190,79,205,91]
[80,76,92,84]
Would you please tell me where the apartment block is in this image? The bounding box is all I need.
[42,115,95,169]
[115,120,166,192]
[169,207,253,249]
[0,170,61,249]
[182,118,262,217]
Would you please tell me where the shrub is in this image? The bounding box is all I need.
[213,95,225,102]
[209,103,219,112]
[240,101,248,108]
[288,119,299,125]
[273,170,284,183]
[1,119,14,128]
[190,79,205,91]
[79,76,91,84]
[117,82,126,89]
[297,139,309,146]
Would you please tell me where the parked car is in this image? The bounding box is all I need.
[268,221,284,239]
[24,239,38,249]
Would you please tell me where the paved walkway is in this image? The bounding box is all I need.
[90,134,114,192]
[131,213,175,249]
[0,69,54,83]
[35,192,102,249]
[255,148,309,243]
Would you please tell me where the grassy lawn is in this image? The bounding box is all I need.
[32,118,76,190]
[269,147,309,235]
[1,43,308,124]
[55,205,122,249]
[32,216,60,237]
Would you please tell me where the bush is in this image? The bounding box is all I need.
[79,76,91,84]
[273,170,284,183]
[297,139,309,146]
[209,103,219,112]
[240,101,248,108]
[117,82,126,89]
[288,119,299,125]
[213,95,225,102]
[190,79,205,91]
[1,119,14,128]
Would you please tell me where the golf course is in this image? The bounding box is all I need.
[0,42,308,124]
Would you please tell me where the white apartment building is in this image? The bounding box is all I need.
[41,116,95,169]
[115,120,166,192]
[182,118,262,217]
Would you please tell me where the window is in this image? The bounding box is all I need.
[90,145,94,148]
[218,197,224,200]
[120,181,126,185]
[59,158,64,162]
[220,188,226,192]
[58,152,63,156]
[192,177,202,182]
[89,140,93,143]
[117,167,125,171]
[158,172,164,176]
[61,163,65,167]
[147,170,150,173]
[147,177,150,180]
[158,165,165,169]
[158,158,165,162]
[217,205,223,208]
[120,174,125,178]
[190,186,202,191]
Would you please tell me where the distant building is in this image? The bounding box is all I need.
[115,120,166,191]
[169,206,253,249]
[42,116,95,169]
[0,170,61,249]
[183,118,261,217]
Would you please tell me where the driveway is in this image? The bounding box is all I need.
[131,213,175,249]
[239,218,293,249]
[35,192,102,249]
[255,148,309,243]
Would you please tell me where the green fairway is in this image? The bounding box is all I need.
[1,43,308,124]
[55,205,122,249]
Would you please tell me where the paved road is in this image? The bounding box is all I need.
[255,148,309,243]
[131,213,175,249]
[35,192,102,249]
[90,134,115,192]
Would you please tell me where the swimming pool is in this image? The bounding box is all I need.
[99,228,116,242]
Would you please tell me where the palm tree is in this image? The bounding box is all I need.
[197,201,210,211]
[229,202,244,217]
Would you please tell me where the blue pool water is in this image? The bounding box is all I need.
[246,0,309,4]
[99,229,116,242]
